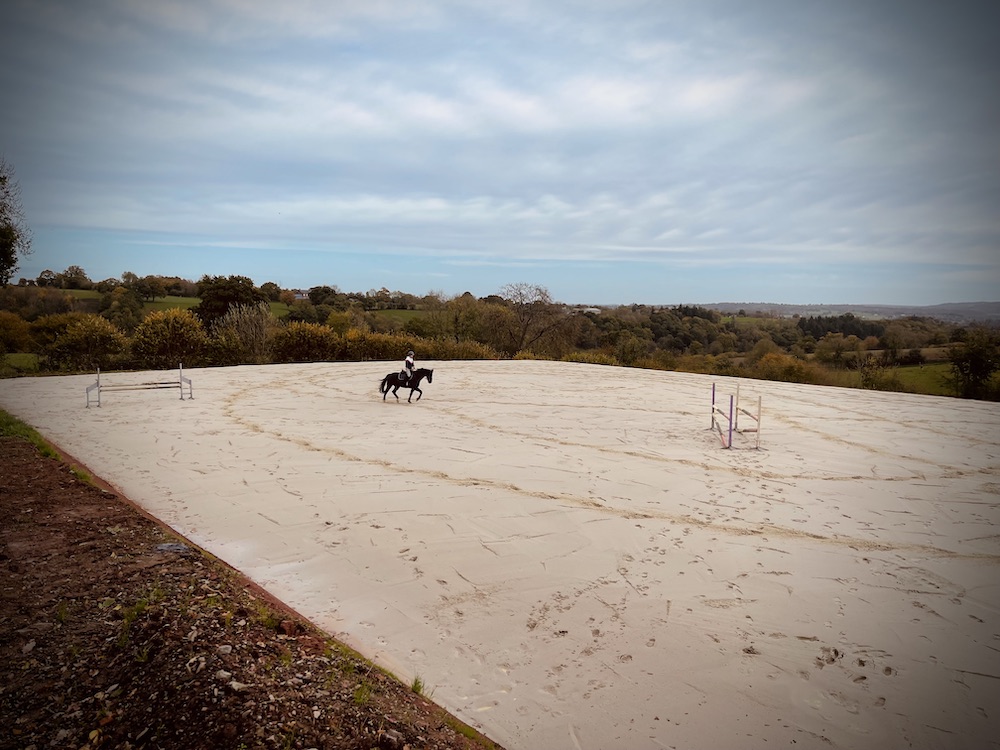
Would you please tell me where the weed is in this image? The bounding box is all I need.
[353,680,372,706]
[55,601,70,624]
[70,465,93,485]
[249,599,281,630]
[411,675,425,695]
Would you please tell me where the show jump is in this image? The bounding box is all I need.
[711,381,762,449]
[86,364,193,408]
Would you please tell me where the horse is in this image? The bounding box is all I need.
[379,367,433,402]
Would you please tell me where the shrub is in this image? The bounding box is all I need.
[425,339,498,360]
[0,310,31,353]
[561,350,618,366]
[47,314,127,371]
[131,308,208,369]
[269,321,337,363]
[744,352,826,384]
[337,330,416,361]
[210,302,274,365]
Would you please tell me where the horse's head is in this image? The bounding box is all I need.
[426,368,433,384]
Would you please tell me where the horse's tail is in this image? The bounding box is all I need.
[379,374,391,394]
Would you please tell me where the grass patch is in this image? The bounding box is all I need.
[70,465,93,484]
[3,352,39,373]
[373,309,425,324]
[445,716,497,746]
[0,409,59,458]
[352,680,373,705]
[248,597,282,630]
[890,362,953,396]
[142,295,201,312]
[64,289,102,301]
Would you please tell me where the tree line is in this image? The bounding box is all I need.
[2,266,999,401]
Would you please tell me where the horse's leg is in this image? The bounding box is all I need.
[409,386,422,403]
[392,385,400,401]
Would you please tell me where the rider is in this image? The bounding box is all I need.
[401,350,415,383]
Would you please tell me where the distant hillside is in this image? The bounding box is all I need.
[703,301,1000,324]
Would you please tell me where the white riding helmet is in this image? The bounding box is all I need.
[408,351,414,357]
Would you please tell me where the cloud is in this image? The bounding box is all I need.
[5,0,998,303]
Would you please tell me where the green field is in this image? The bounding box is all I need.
[142,295,200,311]
[891,363,953,396]
[64,289,102,300]
[65,290,290,318]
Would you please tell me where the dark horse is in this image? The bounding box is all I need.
[380,367,433,402]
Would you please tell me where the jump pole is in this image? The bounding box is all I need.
[734,383,762,450]
[710,383,734,449]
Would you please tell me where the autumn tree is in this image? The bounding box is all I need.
[446,292,486,343]
[1,158,33,286]
[494,283,571,356]
[0,310,32,355]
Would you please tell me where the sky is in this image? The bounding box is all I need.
[2,0,998,306]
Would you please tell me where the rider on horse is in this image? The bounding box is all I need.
[400,350,415,384]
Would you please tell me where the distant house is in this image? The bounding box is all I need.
[293,290,310,301]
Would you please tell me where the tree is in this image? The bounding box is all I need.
[136,275,167,301]
[121,271,140,291]
[94,277,123,293]
[59,265,92,290]
[495,282,571,356]
[1,158,33,286]
[99,286,144,332]
[193,275,265,327]
[948,327,1000,400]
[308,285,336,305]
[260,281,282,301]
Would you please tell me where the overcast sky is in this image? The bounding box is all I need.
[3,0,998,305]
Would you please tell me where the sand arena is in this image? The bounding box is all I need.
[2,360,998,750]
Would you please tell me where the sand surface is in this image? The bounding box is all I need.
[2,360,999,750]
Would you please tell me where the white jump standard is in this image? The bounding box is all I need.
[86,364,193,407]
[710,381,762,449]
